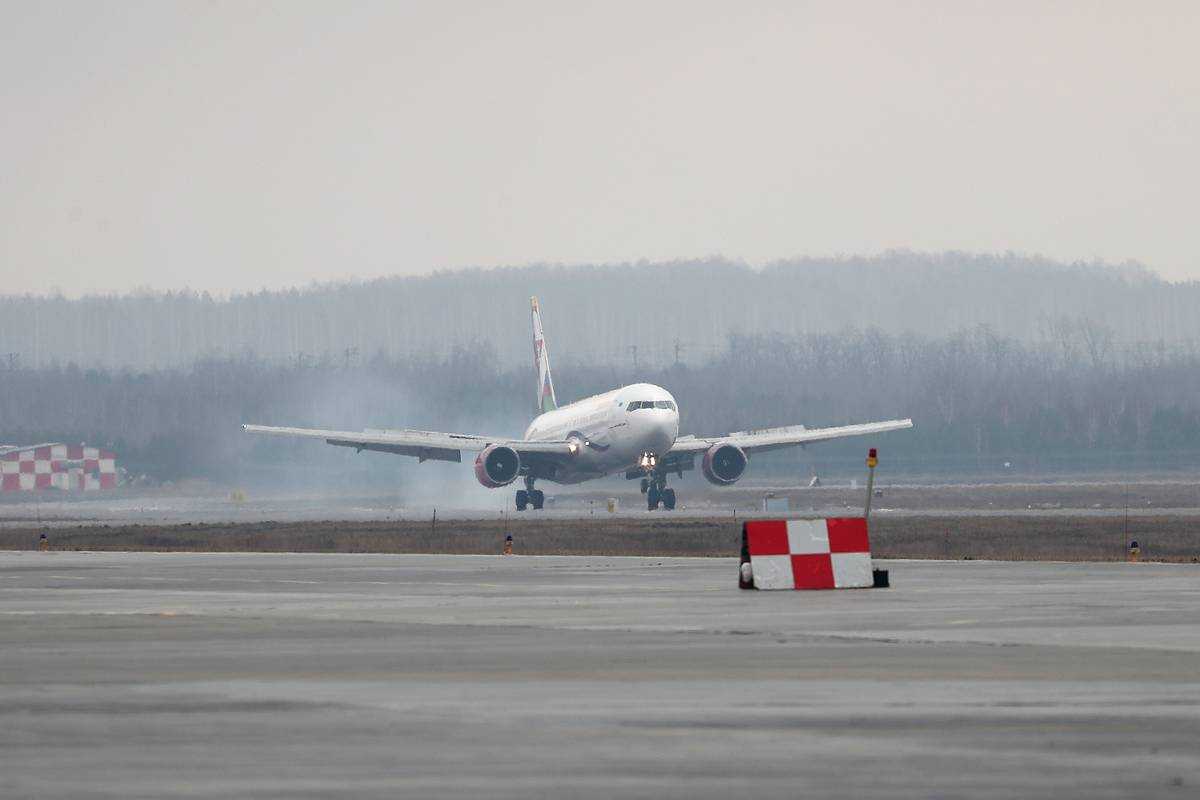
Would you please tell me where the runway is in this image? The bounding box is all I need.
[3,552,1199,798]
[7,475,1200,528]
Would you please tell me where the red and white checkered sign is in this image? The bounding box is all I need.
[0,444,117,492]
[743,518,873,590]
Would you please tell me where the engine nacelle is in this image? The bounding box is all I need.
[474,444,521,488]
[701,443,747,485]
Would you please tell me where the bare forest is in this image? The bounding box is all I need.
[3,254,1198,371]
[3,256,1200,484]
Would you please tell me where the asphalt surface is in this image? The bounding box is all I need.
[6,489,1200,528]
[2,552,1199,798]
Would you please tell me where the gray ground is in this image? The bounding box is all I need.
[6,476,1200,528]
[2,552,1199,798]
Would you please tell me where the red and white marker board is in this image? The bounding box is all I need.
[742,518,873,590]
[1,444,117,492]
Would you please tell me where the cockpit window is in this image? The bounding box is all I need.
[627,400,675,411]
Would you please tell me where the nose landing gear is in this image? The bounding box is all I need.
[515,477,544,511]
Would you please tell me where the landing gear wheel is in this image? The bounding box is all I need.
[640,478,649,495]
[530,489,545,510]
[515,489,528,511]
[647,485,661,511]
[661,488,676,510]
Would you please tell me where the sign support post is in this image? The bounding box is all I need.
[863,448,878,519]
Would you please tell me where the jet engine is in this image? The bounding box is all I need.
[701,443,747,485]
[474,444,521,488]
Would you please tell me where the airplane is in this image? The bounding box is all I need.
[243,297,913,511]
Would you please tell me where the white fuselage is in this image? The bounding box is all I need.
[522,383,680,484]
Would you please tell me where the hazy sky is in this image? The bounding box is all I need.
[2,1,1197,296]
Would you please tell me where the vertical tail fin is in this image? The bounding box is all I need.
[531,296,558,414]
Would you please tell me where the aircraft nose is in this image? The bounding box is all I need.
[652,411,678,452]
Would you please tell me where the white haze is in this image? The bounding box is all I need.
[2,0,1198,296]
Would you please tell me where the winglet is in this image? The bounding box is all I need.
[531,296,558,414]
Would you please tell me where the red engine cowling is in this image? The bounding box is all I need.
[701,443,747,485]
[474,445,521,488]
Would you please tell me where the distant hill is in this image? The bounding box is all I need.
[2,253,1195,370]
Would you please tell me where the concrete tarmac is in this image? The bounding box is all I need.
[2,551,1199,798]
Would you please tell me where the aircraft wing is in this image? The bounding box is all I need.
[242,424,576,464]
[668,418,914,457]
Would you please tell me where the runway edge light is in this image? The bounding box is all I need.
[864,448,879,518]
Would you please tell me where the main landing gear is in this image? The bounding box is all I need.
[640,474,676,511]
[515,476,544,511]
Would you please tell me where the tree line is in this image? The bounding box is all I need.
[2,323,1199,484]
[3,254,1199,372]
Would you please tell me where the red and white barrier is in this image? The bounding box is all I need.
[0,444,117,492]
[741,518,874,590]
